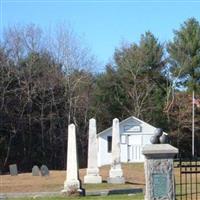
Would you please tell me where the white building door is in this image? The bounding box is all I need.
[127,135,142,162]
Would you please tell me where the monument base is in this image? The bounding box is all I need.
[108,166,125,184]
[109,168,123,177]
[107,176,125,184]
[84,174,102,184]
[61,180,83,196]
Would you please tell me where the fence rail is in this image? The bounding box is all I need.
[174,157,200,200]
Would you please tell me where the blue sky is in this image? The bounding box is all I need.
[1,0,200,69]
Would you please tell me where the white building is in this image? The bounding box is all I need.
[97,116,163,166]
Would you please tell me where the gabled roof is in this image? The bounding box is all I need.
[97,116,157,137]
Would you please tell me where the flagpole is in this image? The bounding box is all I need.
[192,90,195,157]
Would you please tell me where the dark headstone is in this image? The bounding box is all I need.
[40,165,49,176]
[9,164,18,176]
[32,165,40,176]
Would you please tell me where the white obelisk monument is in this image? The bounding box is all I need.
[84,118,102,184]
[107,118,125,184]
[62,124,82,195]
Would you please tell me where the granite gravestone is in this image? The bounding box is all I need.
[9,164,18,176]
[40,165,49,176]
[62,124,83,196]
[32,165,40,176]
[142,144,178,200]
[107,118,125,184]
[84,118,102,184]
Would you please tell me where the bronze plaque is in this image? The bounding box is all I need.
[153,173,168,198]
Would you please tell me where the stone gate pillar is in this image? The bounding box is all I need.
[142,144,178,200]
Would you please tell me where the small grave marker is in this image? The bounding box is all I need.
[40,165,49,176]
[32,165,40,176]
[9,164,18,176]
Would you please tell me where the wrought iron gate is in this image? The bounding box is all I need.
[174,157,200,200]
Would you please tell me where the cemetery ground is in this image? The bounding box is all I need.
[1,163,200,199]
[5,194,144,200]
[0,164,145,193]
[1,163,144,200]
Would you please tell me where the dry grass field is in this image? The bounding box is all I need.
[2,162,200,200]
[0,163,145,193]
[2,162,199,200]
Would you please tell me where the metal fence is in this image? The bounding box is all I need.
[174,157,200,200]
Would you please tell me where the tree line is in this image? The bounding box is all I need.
[1,18,200,173]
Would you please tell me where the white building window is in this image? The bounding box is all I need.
[121,135,127,144]
[124,125,142,132]
[107,136,112,153]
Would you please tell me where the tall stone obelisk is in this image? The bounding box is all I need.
[84,118,102,184]
[62,124,82,196]
[107,118,125,184]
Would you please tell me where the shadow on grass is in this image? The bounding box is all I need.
[107,188,143,195]
[101,180,144,186]
[125,181,145,186]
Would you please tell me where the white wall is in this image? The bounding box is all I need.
[98,131,112,167]
[98,117,157,166]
